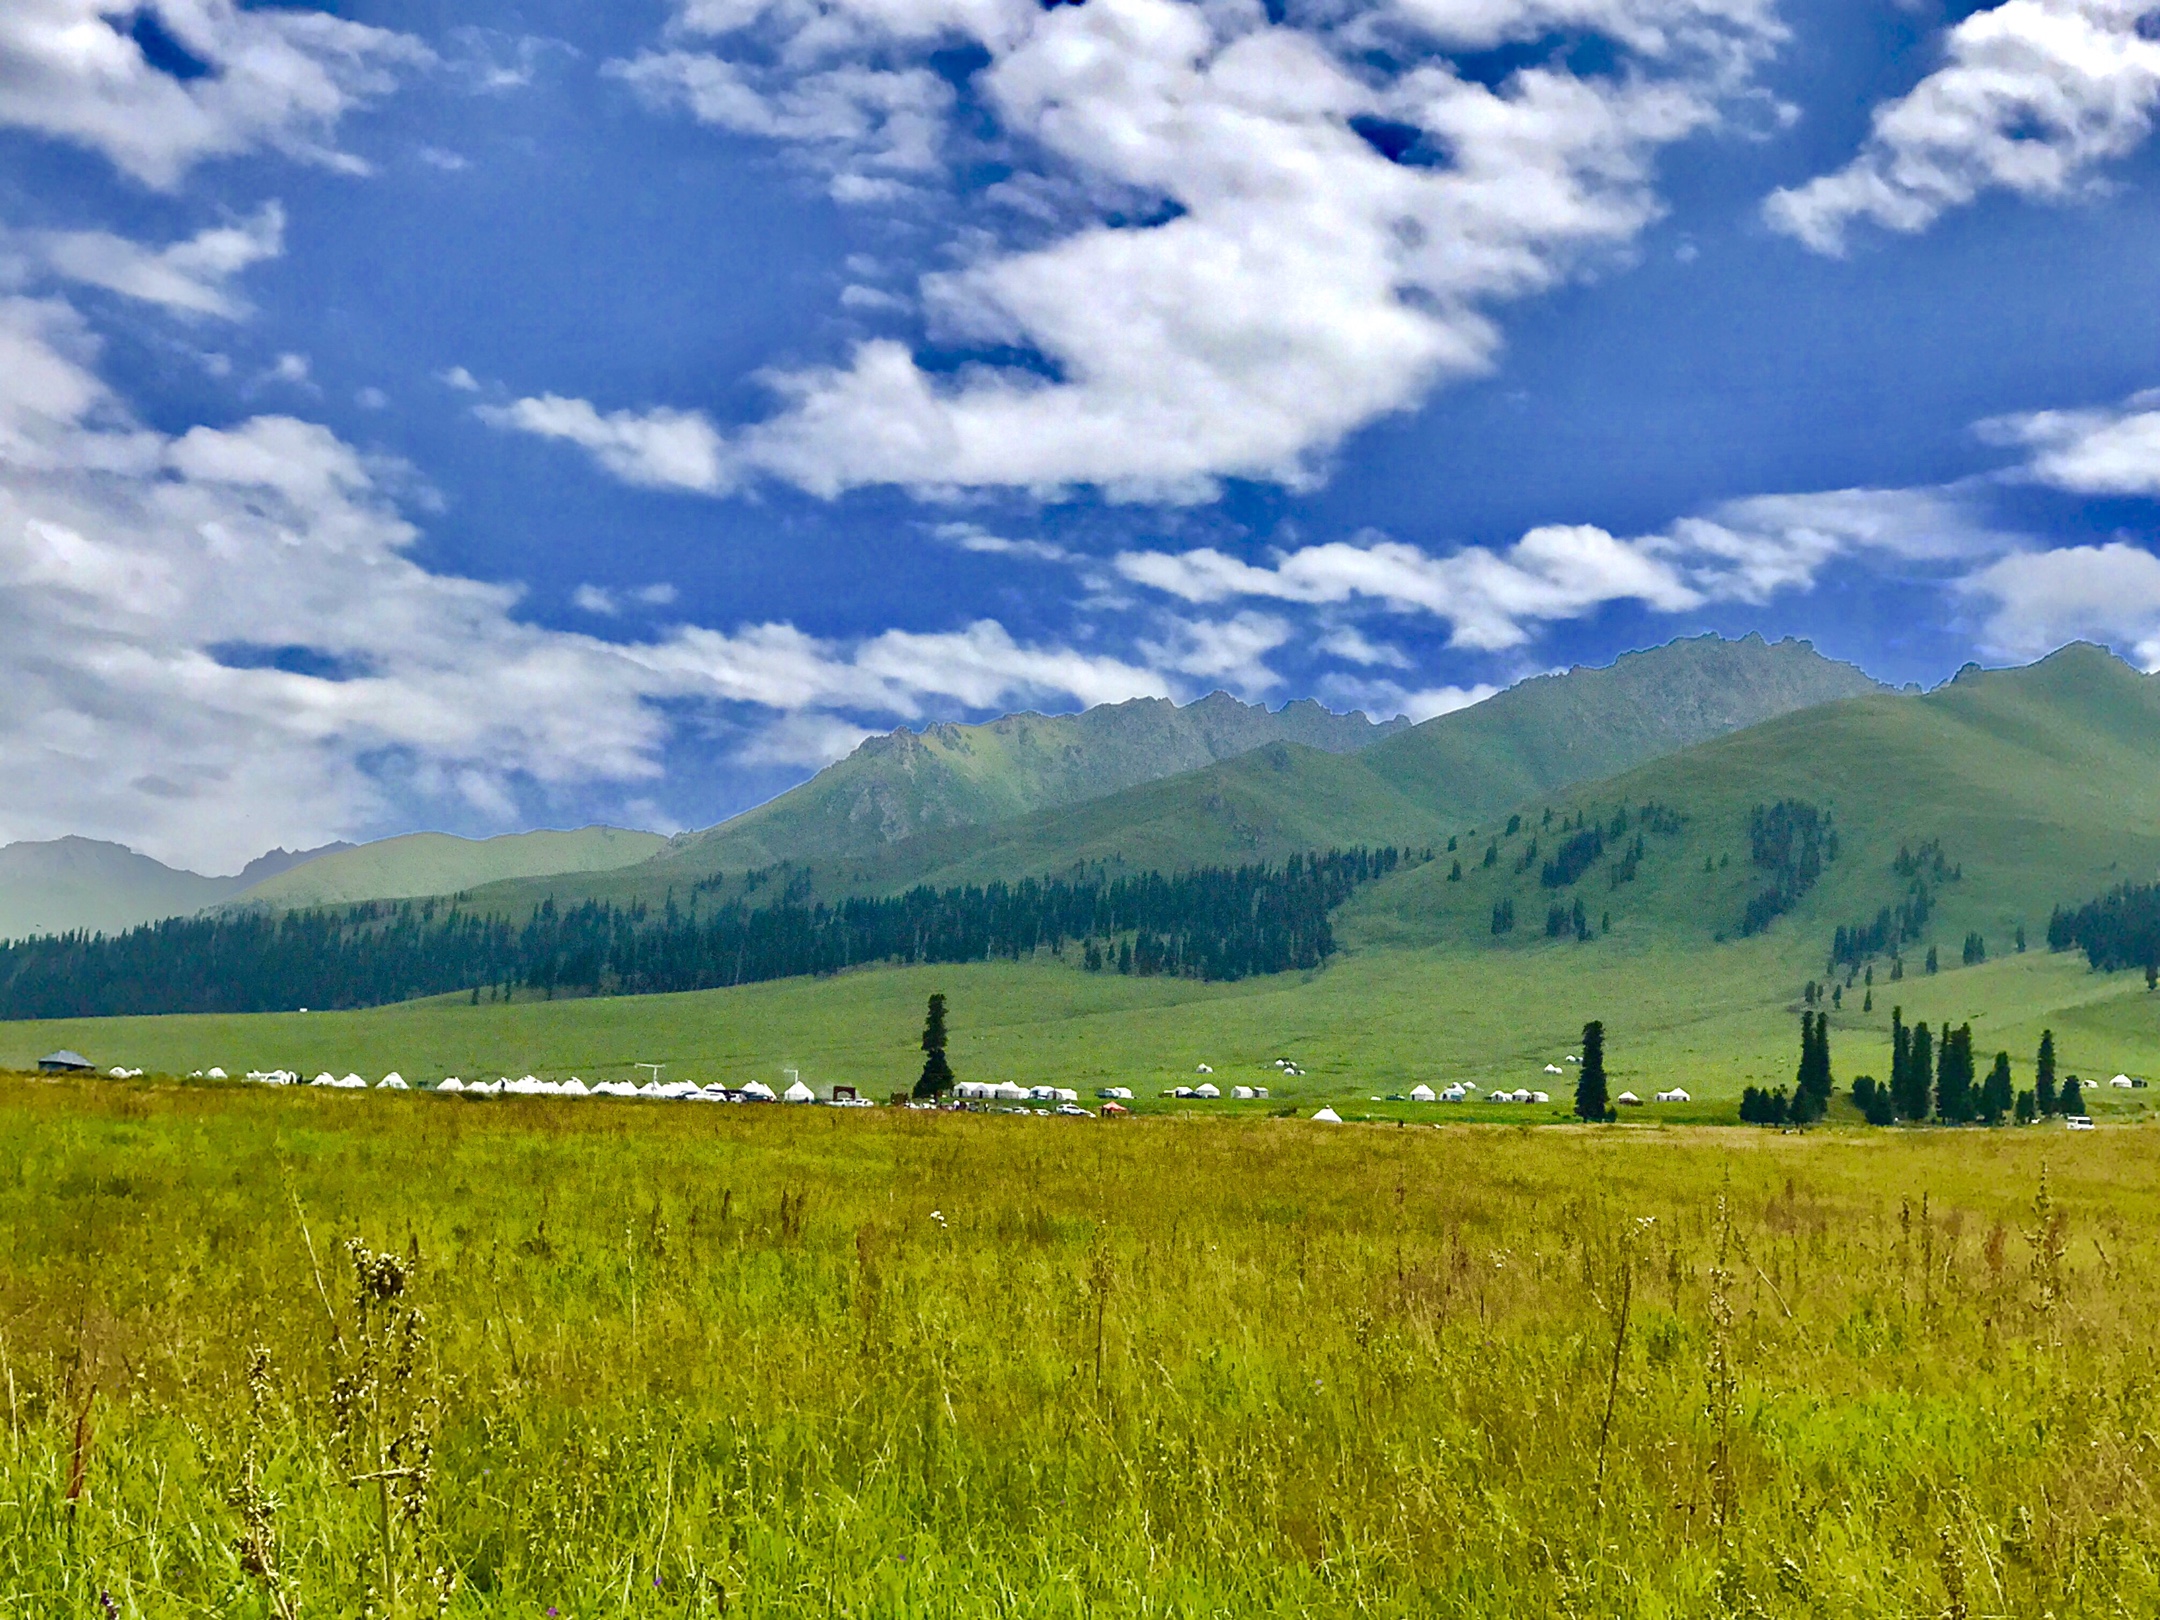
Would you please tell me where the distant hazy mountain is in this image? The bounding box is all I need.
[228,826,669,909]
[670,691,1411,871]
[0,835,350,941]
[0,826,662,940]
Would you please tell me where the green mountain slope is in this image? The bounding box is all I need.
[0,838,347,941]
[1341,643,2160,975]
[671,691,1408,871]
[228,827,669,910]
[453,632,1885,917]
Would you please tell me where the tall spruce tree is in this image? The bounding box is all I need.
[1904,1022,1934,1121]
[1890,1008,1909,1116]
[1792,1011,1832,1123]
[2061,1075,2085,1116]
[2036,1029,2058,1115]
[913,992,955,1098]
[1935,1023,1975,1123]
[1575,1020,1612,1122]
[1981,1051,2014,1124]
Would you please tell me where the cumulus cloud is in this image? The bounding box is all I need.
[495,0,1784,499]
[0,0,431,188]
[1965,542,2160,666]
[1980,390,2160,493]
[1113,486,2021,649]
[0,296,1192,868]
[478,395,732,492]
[611,51,954,201]
[1139,611,1294,696]
[1765,0,2160,254]
[1116,525,1703,650]
[18,202,284,319]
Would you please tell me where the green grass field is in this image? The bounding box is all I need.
[8,1074,2160,1615]
[5,930,2157,1128]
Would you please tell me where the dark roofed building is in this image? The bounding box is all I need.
[38,1050,92,1073]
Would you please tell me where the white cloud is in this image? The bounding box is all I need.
[0,0,431,188]
[440,365,481,392]
[0,295,1200,868]
[611,52,955,201]
[1965,542,2160,666]
[934,520,1072,562]
[1765,0,2160,254]
[1980,391,2160,493]
[1116,525,1702,650]
[1114,485,2021,649]
[1140,611,1293,695]
[1400,682,1501,721]
[574,582,680,615]
[478,395,733,492]
[1317,626,1413,667]
[513,0,1783,499]
[21,202,284,319]
[265,351,311,386]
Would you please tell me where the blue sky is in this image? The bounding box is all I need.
[2,0,2158,870]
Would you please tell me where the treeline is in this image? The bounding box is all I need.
[2048,881,2160,974]
[0,849,1417,1020]
[1743,1008,2070,1128]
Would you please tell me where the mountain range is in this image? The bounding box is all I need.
[0,634,1887,940]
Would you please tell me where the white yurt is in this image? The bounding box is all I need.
[206,1066,227,1079]
[1232,1085,1255,1099]
[739,1080,777,1101]
[437,1077,465,1092]
[1196,1064,1213,1074]
[1442,1085,1467,1101]
[1102,1086,1134,1100]
[1253,1085,1269,1099]
[1543,1064,1564,1076]
[1310,1106,1342,1122]
[377,1073,408,1090]
[1028,1085,1059,1102]
[1615,1090,1641,1105]
[1053,1088,1079,1103]
[993,1081,1030,1101]
[1655,1088,1691,1103]
[1409,1083,1437,1102]
[310,1072,336,1087]
[338,1072,367,1089]
[1194,1082,1220,1099]
[2111,1074,2135,1088]
[1531,1090,1551,1104]
[560,1077,589,1096]
[783,1079,817,1103]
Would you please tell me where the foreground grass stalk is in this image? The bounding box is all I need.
[6,1077,2160,1615]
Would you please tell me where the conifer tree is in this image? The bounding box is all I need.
[1981,1050,2014,1124]
[2036,1029,2057,1115]
[2015,1089,2036,1124]
[2061,1075,2085,1116]
[913,992,955,1098]
[1890,1007,1907,1112]
[1903,1022,1934,1121]
[1935,1024,1975,1123]
[1575,1020,1612,1122]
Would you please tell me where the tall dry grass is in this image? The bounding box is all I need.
[4,1075,2158,1615]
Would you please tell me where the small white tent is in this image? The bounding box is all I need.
[1409,1083,1437,1102]
[437,1077,464,1092]
[1100,1086,1134,1100]
[1441,1085,1466,1101]
[206,1066,227,1079]
[1196,1064,1213,1074]
[1232,1085,1254,1099]
[1615,1090,1641,1105]
[783,1079,817,1103]
[994,1081,1030,1101]
[1310,1106,1342,1122]
[1194,1082,1220,1099]
[560,1077,590,1096]
[1543,1064,1564,1075]
[310,1072,336,1086]
[1655,1088,1690,1103]
[377,1073,408,1090]
[2111,1074,2135,1088]
[1530,1090,1550,1104]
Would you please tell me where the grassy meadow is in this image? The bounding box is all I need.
[3,936,2157,1125]
[8,1074,2160,1615]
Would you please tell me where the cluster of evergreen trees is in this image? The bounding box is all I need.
[1738,801,1837,936]
[1740,1011,1835,1124]
[2048,881,2160,973]
[1742,1008,2054,1128]
[0,848,1417,1019]
[1829,843,1966,970]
